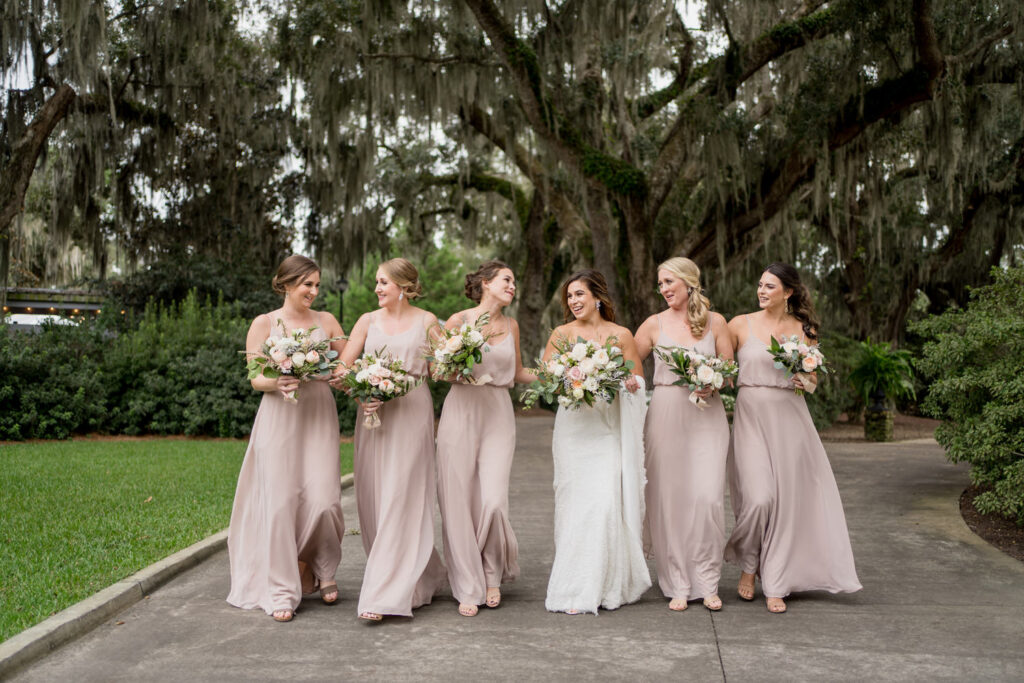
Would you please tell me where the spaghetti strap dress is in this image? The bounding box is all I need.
[435,328,520,606]
[644,315,729,601]
[228,322,345,615]
[354,313,447,616]
[724,315,861,598]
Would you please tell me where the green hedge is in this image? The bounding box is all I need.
[0,293,359,440]
[912,267,1024,526]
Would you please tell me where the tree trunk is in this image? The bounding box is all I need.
[0,84,77,238]
[518,193,558,362]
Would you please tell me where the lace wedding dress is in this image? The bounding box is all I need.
[545,379,652,614]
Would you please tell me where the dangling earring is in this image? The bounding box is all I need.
[785,300,791,315]
[596,301,602,312]
[399,291,404,301]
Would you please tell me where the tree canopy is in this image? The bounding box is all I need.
[3,1,1022,352]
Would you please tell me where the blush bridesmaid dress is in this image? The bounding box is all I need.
[435,326,520,608]
[724,315,861,598]
[353,313,447,617]
[227,323,345,616]
[644,315,730,604]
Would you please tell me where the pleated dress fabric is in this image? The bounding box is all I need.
[724,315,862,598]
[227,325,345,615]
[354,313,447,616]
[643,318,730,602]
[435,331,520,606]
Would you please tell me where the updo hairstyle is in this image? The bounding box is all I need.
[561,269,616,323]
[272,255,320,296]
[659,256,712,337]
[764,262,820,340]
[380,257,424,300]
[464,259,511,303]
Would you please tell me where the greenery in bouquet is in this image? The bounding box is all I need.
[426,312,494,383]
[339,349,423,429]
[767,335,829,395]
[654,346,738,409]
[521,336,633,410]
[243,320,343,402]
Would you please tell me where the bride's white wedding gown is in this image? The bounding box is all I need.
[545,379,652,614]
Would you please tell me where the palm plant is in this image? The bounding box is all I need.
[848,339,916,441]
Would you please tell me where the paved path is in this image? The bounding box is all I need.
[10,415,1024,681]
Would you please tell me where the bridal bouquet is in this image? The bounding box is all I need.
[339,349,422,429]
[244,321,343,403]
[521,336,634,410]
[425,312,494,384]
[767,335,828,395]
[654,346,738,410]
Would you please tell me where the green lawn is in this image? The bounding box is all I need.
[0,439,354,643]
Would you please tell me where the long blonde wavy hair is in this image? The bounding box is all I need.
[659,257,711,337]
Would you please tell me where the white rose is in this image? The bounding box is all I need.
[592,348,610,367]
[547,361,565,377]
[557,395,573,408]
[572,387,585,399]
[712,372,724,389]
[445,335,464,353]
[696,364,715,386]
[269,347,288,363]
[579,357,597,375]
[570,343,588,361]
[291,352,307,366]
[583,377,598,392]
[355,369,370,383]
[782,341,798,354]
[468,330,484,346]
[435,349,448,361]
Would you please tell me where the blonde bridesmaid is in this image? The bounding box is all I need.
[335,257,447,621]
[724,262,861,613]
[435,260,537,617]
[228,255,347,623]
[634,257,732,612]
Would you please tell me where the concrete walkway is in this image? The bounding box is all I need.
[9,415,1024,682]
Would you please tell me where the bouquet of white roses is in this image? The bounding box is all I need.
[425,312,495,384]
[244,321,343,403]
[521,336,634,410]
[767,335,828,395]
[339,348,422,429]
[654,346,738,410]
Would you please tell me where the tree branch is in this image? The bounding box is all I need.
[0,84,77,237]
[361,52,498,68]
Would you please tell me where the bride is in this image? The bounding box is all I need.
[543,269,652,614]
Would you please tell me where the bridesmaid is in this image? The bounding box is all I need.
[335,257,447,621]
[634,257,732,612]
[724,262,861,613]
[435,260,537,617]
[228,255,347,623]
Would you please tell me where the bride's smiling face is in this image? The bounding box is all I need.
[566,280,598,320]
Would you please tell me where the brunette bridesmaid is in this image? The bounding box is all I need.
[634,257,732,613]
[724,262,861,613]
[434,260,538,617]
[335,257,447,621]
[228,255,347,623]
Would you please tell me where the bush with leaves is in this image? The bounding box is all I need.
[0,322,111,439]
[911,267,1024,526]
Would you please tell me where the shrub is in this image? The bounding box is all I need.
[848,339,916,408]
[912,267,1024,526]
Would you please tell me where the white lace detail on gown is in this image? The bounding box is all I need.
[545,378,652,614]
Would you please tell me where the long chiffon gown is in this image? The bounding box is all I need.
[724,315,862,598]
[644,317,729,602]
[354,313,447,616]
[435,331,520,606]
[227,324,345,615]
[545,380,651,614]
